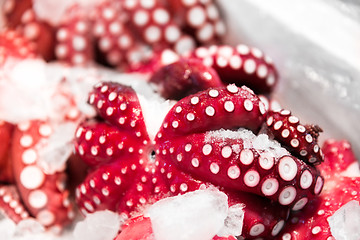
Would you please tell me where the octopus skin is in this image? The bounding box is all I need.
[74,82,324,239]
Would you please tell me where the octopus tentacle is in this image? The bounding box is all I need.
[11,120,74,228]
[157,85,267,139]
[266,110,324,165]
[184,45,278,94]
[157,133,323,209]
[0,185,30,223]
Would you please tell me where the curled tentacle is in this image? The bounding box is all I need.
[0,185,30,223]
[157,132,323,210]
[149,58,223,100]
[266,110,324,165]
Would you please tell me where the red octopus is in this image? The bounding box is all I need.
[2,0,226,68]
[74,81,324,239]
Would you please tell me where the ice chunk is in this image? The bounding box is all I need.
[0,217,75,240]
[148,188,229,240]
[328,200,360,240]
[137,94,175,141]
[0,217,16,239]
[252,133,289,157]
[73,210,122,240]
[0,59,51,123]
[341,162,360,178]
[14,219,45,236]
[217,204,244,237]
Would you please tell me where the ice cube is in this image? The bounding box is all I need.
[341,162,360,178]
[328,200,360,240]
[217,204,245,237]
[137,94,174,141]
[73,210,122,240]
[14,219,45,236]
[0,217,16,239]
[147,188,229,240]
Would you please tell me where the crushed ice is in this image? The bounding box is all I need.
[147,188,243,240]
[36,122,79,174]
[341,161,360,178]
[328,200,360,240]
[137,94,175,141]
[100,68,176,141]
[206,128,289,158]
[0,59,54,123]
[0,217,74,240]
[73,210,122,240]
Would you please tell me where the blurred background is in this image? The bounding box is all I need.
[219,0,360,158]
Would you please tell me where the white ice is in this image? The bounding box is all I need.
[206,128,289,158]
[33,0,104,26]
[328,200,360,240]
[341,162,360,178]
[36,122,79,174]
[137,94,175,141]
[73,210,122,240]
[0,59,52,123]
[0,217,74,240]
[217,204,245,237]
[100,68,176,141]
[147,188,242,240]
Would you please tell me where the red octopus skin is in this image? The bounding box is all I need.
[184,45,278,94]
[266,109,324,165]
[92,1,153,69]
[275,139,360,240]
[149,58,223,100]
[11,120,74,230]
[74,82,323,239]
[156,86,323,210]
[55,6,93,66]
[120,0,196,54]
[0,30,37,64]
[3,0,55,61]
[0,185,30,223]
[0,122,14,183]
[167,0,226,44]
[3,0,32,28]
[2,0,225,69]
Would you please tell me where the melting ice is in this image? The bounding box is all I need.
[328,200,360,240]
[147,188,243,240]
